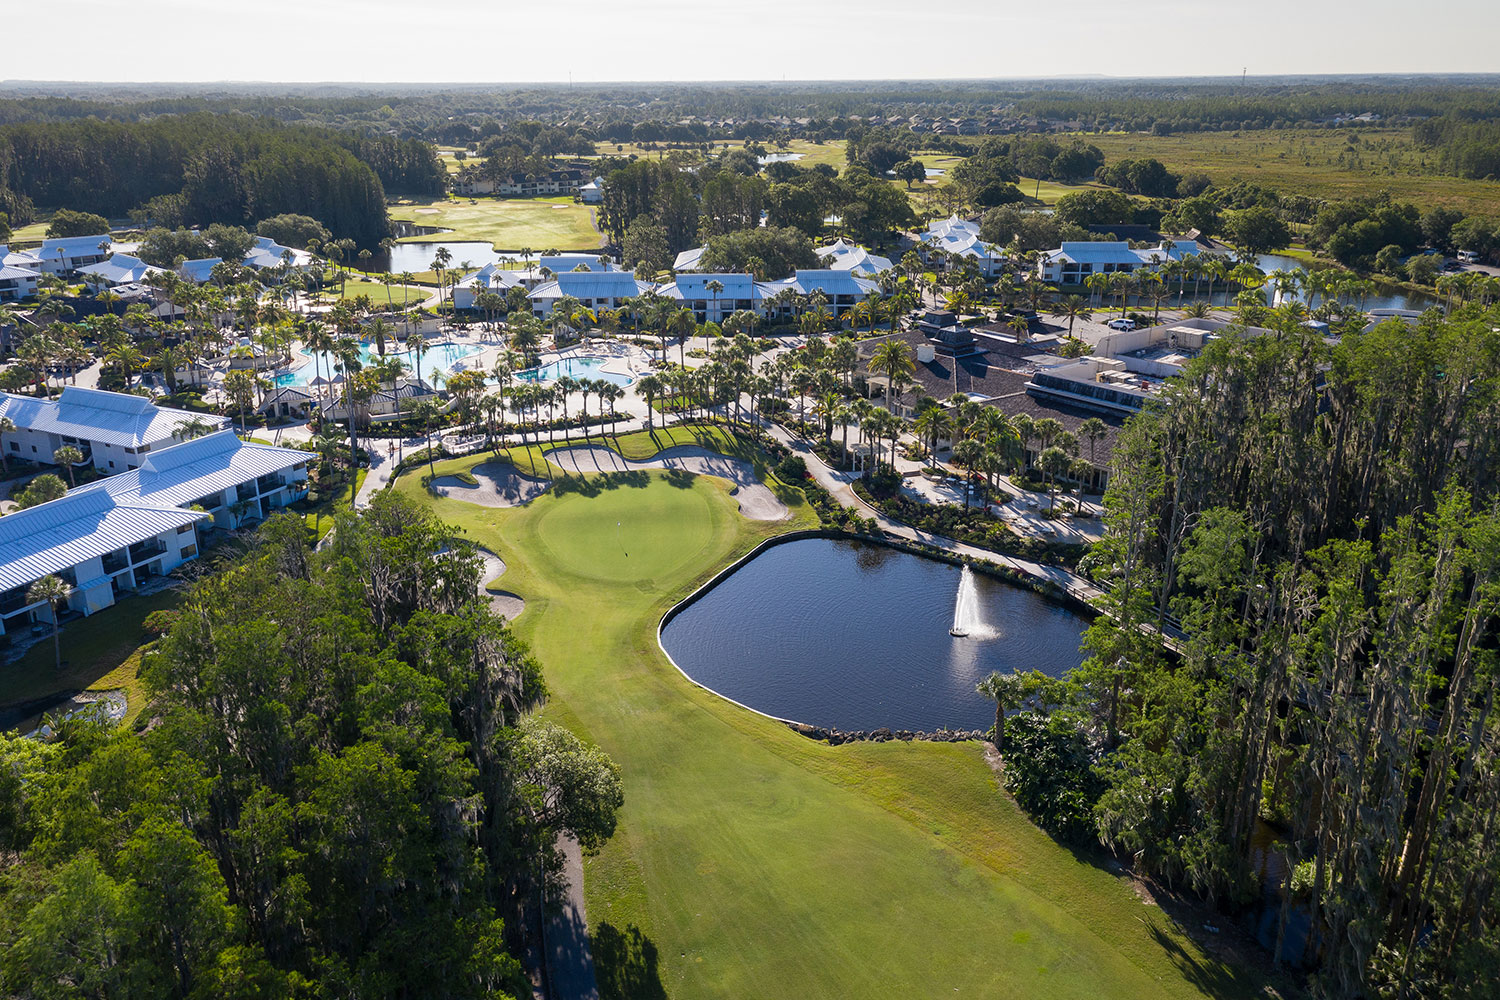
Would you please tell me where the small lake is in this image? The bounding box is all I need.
[758,152,804,164]
[374,240,512,275]
[660,538,1088,732]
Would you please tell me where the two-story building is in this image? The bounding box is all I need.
[36,235,114,275]
[656,273,765,324]
[529,271,659,318]
[0,431,310,635]
[0,387,231,473]
[916,216,1006,277]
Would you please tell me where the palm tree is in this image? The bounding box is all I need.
[174,415,216,442]
[1048,296,1093,341]
[977,671,1024,746]
[869,340,913,414]
[52,445,84,487]
[411,397,443,482]
[1077,417,1107,466]
[27,575,71,671]
[705,279,724,325]
[636,374,662,431]
[913,405,952,467]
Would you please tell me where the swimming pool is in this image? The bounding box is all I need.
[516,356,634,387]
[274,341,480,387]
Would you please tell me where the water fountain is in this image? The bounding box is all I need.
[950,565,996,639]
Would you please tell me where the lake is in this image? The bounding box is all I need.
[660,538,1088,733]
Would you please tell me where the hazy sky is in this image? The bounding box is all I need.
[10,0,1500,83]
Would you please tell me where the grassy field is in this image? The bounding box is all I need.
[7,219,50,244]
[0,588,180,730]
[591,138,849,171]
[394,424,1272,999]
[1079,128,1500,215]
[322,279,431,306]
[388,195,602,252]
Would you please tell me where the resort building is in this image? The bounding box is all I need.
[0,430,310,635]
[816,239,894,277]
[36,235,113,275]
[1035,240,1203,284]
[529,271,658,317]
[673,246,708,272]
[0,387,230,473]
[0,263,39,302]
[760,269,880,318]
[0,244,44,274]
[452,254,619,310]
[177,258,223,284]
[916,216,1006,277]
[657,273,765,323]
[76,253,167,289]
[578,177,605,204]
[242,236,314,270]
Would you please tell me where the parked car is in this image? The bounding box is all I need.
[1036,523,1056,536]
[1106,318,1136,331]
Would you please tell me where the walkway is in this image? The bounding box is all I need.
[763,422,1104,605]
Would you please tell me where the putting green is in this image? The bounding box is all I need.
[395,451,1271,999]
[533,481,716,585]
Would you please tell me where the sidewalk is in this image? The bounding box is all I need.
[763,422,1103,604]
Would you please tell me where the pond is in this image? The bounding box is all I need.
[371,240,513,275]
[659,538,1088,733]
[758,152,804,164]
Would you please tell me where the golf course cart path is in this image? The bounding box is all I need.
[433,462,554,508]
[543,445,789,520]
[476,547,526,621]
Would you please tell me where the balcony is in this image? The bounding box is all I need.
[255,474,282,494]
[128,540,167,563]
[235,483,258,503]
[101,549,129,575]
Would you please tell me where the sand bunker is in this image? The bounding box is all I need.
[477,548,525,621]
[543,445,788,521]
[432,462,552,507]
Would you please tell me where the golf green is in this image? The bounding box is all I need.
[395,449,1269,999]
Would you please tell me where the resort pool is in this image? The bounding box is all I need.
[275,340,480,387]
[660,538,1089,733]
[516,356,633,387]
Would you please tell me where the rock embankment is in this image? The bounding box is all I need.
[785,722,988,745]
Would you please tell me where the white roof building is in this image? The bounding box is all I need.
[529,271,657,316]
[1036,240,1203,284]
[0,244,44,272]
[0,264,39,302]
[177,258,223,284]
[657,273,766,322]
[0,430,310,633]
[816,239,894,276]
[76,253,167,288]
[37,235,114,275]
[916,217,1005,276]
[0,387,230,473]
[760,269,880,315]
[579,177,605,204]
[243,236,315,270]
[673,246,708,272]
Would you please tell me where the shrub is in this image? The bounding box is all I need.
[774,454,807,482]
[142,609,182,638]
[1001,712,1104,844]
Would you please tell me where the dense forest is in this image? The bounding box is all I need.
[994,302,1500,996]
[0,497,622,998]
[0,115,444,246]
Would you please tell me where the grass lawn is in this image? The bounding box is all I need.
[8,219,50,245]
[300,467,367,540]
[321,279,430,306]
[394,427,1273,999]
[1080,128,1500,216]
[591,138,849,172]
[388,196,602,252]
[1017,175,1118,207]
[0,589,181,730]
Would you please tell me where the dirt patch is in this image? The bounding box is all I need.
[543,445,788,521]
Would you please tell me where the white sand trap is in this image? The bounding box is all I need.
[543,445,788,521]
[477,548,525,621]
[432,462,552,507]
[551,204,569,209]
[414,208,441,214]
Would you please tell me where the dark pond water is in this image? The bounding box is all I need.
[659,538,1088,732]
[372,239,509,274]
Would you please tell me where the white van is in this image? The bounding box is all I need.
[1458,250,1478,264]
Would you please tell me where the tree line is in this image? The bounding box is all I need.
[0,114,443,247]
[986,303,1500,996]
[0,496,622,998]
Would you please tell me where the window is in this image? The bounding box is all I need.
[177,524,193,534]
[108,460,114,468]
[179,544,198,559]
[8,442,15,452]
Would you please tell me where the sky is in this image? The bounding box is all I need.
[8,0,1500,83]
